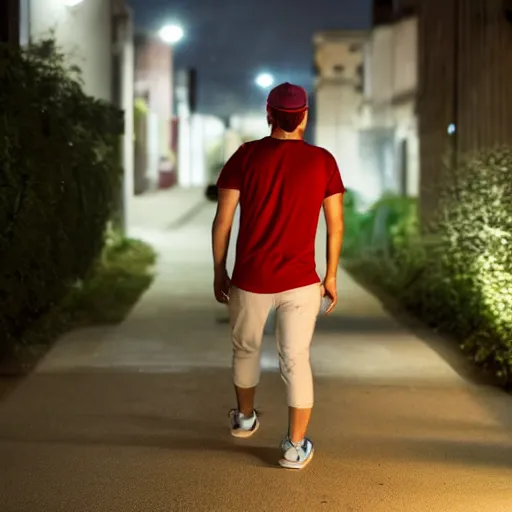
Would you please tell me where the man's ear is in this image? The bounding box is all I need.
[266,109,274,127]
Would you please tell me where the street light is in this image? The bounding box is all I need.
[255,73,274,89]
[158,24,184,44]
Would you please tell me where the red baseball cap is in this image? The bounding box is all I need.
[267,82,309,113]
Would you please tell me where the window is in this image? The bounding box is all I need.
[333,64,344,73]
[349,43,362,53]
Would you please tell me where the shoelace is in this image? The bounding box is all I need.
[229,409,258,427]
[287,439,306,462]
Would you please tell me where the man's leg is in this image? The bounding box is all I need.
[275,284,321,468]
[228,286,273,437]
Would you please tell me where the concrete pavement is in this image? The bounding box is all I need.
[1,187,512,512]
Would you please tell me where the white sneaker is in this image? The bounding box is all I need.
[279,437,315,470]
[228,409,259,438]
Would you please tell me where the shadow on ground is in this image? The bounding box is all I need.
[343,267,497,388]
[166,201,208,230]
[2,370,512,511]
[2,368,512,468]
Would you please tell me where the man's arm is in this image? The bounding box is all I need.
[323,193,344,279]
[212,188,240,275]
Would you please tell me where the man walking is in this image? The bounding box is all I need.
[211,82,344,470]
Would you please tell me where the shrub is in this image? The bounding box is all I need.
[342,189,367,258]
[343,194,424,289]
[345,147,512,383]
[59,229,157,327]
[426,147,512,378]
[0,40,123,357]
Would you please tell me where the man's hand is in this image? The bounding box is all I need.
[321,276,338,315]
[212,188,239,304]
[214,269,231,304]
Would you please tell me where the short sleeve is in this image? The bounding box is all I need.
[325,154,346,198]
[216,144,247,190]
[324,155,345,199]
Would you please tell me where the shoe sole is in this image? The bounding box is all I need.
[278,447,315,470]
[230,418,260,439]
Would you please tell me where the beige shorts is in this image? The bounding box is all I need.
[228,283,321,408]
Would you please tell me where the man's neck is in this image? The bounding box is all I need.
[270,129,303,141]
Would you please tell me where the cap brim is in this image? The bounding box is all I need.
[266,103,309,113]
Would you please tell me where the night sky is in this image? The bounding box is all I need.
[129,0,371,118]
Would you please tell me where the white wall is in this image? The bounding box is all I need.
[177,110,226,187]
[316,83,363,190]
[230,114,269,141]
[314,32,367,195]
[224,130,243,161]
[368,25,394,108]
[314,33,365,82]
[29,0,113,102]
[134,37,173,166]
[392,17,419,197]
[190,115,226,186]
[393,17,418,98]
[357,16,419,200]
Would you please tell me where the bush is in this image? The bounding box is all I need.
[0,40,123,357]
[424,147,512,378]
[345,147,512,384]
[64,229,157,325]
[343,193,424,288]
[342,189,367,258]
[9,232,156,370]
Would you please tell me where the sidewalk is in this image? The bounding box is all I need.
[129,186,207,235]
[1,201,512,512]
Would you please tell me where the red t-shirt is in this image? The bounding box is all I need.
[217,136,345,294]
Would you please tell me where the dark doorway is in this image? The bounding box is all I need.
[0,0,20,46]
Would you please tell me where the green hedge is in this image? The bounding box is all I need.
[421,147,512,378]
[343,191,422,272]
[344,147,512,384]
[0,40,123,357]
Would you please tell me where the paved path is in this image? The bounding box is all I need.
[1,188,512,512]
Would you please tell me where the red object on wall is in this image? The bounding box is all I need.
[158,117,180,189]
[171,116,179,153]
[158,169,176,189]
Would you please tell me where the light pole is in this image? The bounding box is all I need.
[255,72,274,89]
[158,24,184,45]
[157,23,185,187]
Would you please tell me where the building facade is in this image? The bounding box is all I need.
[134,33,174,191]
[314,8,419,207]
[417,0,512,218]
[5,0,135,230]
[313,30,368,198]
[359,13,419,202]
[26,0,114,102]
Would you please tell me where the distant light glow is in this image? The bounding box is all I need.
[255,73,274,89]
[448,123,456,135]
[158,24,184,44]
[64,0,84,6]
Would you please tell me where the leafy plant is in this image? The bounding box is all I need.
[344,146,512,384]
[430,147,512,378]
[0,39,123,357]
